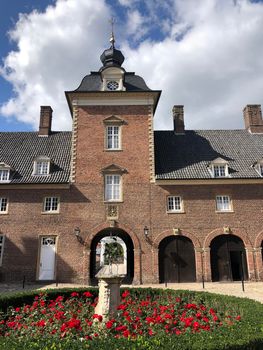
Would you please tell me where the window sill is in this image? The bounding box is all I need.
[0,212,8,215]
[104,149,123,152]
[215,210,234,213]
[41,211,60,215]
[166,210,185,214]
[104,200,123,204]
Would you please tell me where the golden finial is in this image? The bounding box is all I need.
[109,17,116,48]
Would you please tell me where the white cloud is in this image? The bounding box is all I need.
[123,0,263,130]
[1,0,263,132]
[0,0,110,130]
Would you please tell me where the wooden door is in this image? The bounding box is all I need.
[159,236,196,283]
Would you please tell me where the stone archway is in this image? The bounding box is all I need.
[158,235,196,283]
[210,234,248,282]
[89,227,134,285]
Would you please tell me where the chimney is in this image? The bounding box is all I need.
[173,105,185,134]
[243,104,263,133]
[39,106,53,136]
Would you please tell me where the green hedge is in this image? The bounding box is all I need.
[0,287,262,350]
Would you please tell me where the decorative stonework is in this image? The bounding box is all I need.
[70,103,79,183]
[148,105,155,183]
[95,266,125,319]
[106,205,118,220]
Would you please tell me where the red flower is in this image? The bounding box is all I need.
[122,290,130,298]
[83,291,93,298]
[106,320,114,329]
[15,307,20,312]
[71,292,79,297]
[236,315,241,321]
[148,328,154,336]
[92,314,103,322]
[123,329,131,337]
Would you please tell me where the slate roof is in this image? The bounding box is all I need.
[154,130,263,180]
[0,132,71,184]
[74,71,152,92]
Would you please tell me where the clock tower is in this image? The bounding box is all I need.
[65,38,161,284]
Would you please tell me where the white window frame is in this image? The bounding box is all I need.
[0,197,8,214]
[43,196,60,213]
[216,195,232,212]
[166,196,183,213]
[212,164,228,178]
[0,169,10,183]
[0,235,5,266]
[104,174,122,202]
[106,125,121,150]
[33,157,51,176]
[254,162,263,177]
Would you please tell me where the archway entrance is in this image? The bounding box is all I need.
[210,234,248,281]
[90,228,134,285]
[159,236,196,283]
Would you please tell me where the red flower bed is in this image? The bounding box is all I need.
[0,290,241,341]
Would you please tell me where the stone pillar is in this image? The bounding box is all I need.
[245,248,256,281]
[194,248,204,282]
[133,248,142,285]
[254,247,262,281]
[203,248,211,281]
[95,267,124,319]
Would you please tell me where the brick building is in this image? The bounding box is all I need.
[0,40,263,285]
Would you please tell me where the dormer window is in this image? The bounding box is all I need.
[209,158,229,178]
[0,163,11,183]
[33,156,51,175]
[253,160,263,177]
[213,165,226,177]
[101,67,125,92]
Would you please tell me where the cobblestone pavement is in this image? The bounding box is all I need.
[0,281,262,303]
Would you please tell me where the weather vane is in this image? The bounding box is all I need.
[109,17,116,47]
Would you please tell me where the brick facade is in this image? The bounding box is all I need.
[0,46,263,285]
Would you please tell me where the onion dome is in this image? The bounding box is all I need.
[100,34,125,68]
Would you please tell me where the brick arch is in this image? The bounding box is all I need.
[153,229,201,249]
[255,231,263,248]
[85,221,141,250]
[203,228,252,249]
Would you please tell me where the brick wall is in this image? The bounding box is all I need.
[0,103,263,284]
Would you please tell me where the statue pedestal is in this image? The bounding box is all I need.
[95,266,125,319]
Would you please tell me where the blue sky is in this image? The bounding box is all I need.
[1,0,263,132]
[0,0,55,131]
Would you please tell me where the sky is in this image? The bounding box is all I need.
[1,0,263,132]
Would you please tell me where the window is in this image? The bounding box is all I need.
[167,196,183,212]
[106,126,120,150]
[0,198,8,213]
[33,156,51,175]
[0,169,9,182]
[105,175,121,202]
[36,161,49,175]
[213,165,226,178]
[43,197,59,213]
[0,235,5,266]
[260,165,263,176]
[209,158,229,178]
[216,196,232,212]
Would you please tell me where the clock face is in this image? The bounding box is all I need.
[107,81,119,91]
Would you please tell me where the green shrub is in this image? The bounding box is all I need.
[0,287,262,350]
